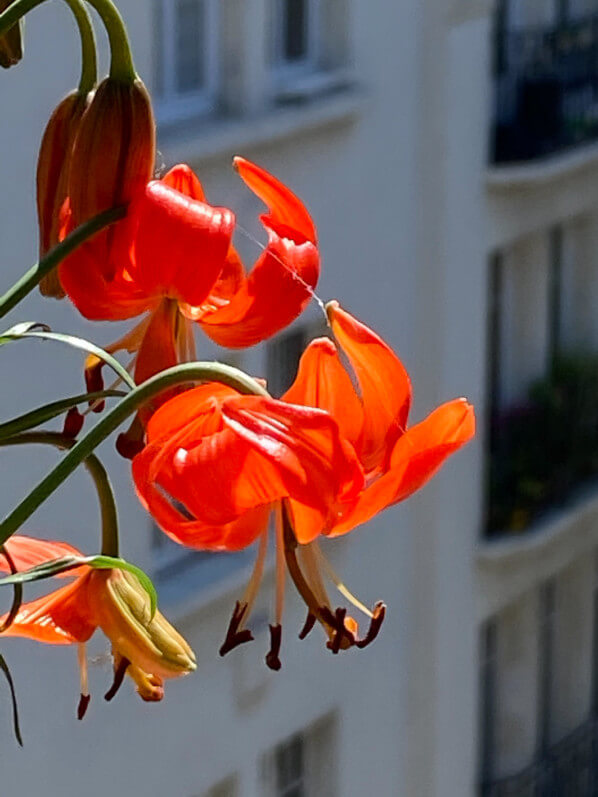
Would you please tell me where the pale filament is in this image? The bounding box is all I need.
[239,528,269,627]
[313,541,374,619]
[78,643,89,697]
[274,505,286,626]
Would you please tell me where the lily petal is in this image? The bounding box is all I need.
[327,301,412,473]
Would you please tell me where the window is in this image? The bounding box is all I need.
[478,621,497,788]
[264,717,337,797]
[269,0,352,98]
[275,734,305,797]
[537,581,555,755]
[153,0,219,122]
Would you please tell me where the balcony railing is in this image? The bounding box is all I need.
[492,14,598,163]
[481,718,598,796]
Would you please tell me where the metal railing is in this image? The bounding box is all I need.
[481,719,598,796]
[492,14,598,163]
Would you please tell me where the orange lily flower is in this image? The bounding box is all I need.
[59,157,319,454]
[283,301,476,538]
[132,304,474,666]
[0,536,196,717]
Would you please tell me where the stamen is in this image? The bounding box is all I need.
[313,543,374,618]
[83,354,138,417]
[104,654,130,702]
[219,601,254,656]
[63,407,84,438]
[240,528,268,620]
[298,543,330,610]
[320,607,356,654]
[355,602,386,649]
[77,694,91,721]
[265,624,282,671]
[77,643,90,720]
[274,506,286,627]
[298,612,316,640]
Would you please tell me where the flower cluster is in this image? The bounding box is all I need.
[0,0,475,729]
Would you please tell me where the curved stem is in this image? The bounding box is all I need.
[0,363,269,546]
[63,0,97,94]
[0,205,125,320]
[84,0,135,82]
[0,0,45,37]
[0,432,119,557]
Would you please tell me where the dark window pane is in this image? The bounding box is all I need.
[276,735,305,796]
[283,0,308,61]
[176,0,205,93]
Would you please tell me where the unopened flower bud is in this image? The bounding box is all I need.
[36,90,89,297]
[67,77,156,227]
[0,0,22,69]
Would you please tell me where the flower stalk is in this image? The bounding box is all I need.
[0,431,119,556]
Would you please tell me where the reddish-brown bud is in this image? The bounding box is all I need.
[67,77,156,228]
[0,1,22,69]
[36,91,89,297]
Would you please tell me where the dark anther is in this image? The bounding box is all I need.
[77,693,91,721]
[298,612,316,640]
[219,601,254,657]
[265,624,282,671]
[321,607,356,654]
[115,432,145,460]
[104,656,130,701]
[356,602,386,649]
[85,365,105,412]
[63,407,84,438]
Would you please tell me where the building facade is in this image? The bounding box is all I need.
[0,0,597,795]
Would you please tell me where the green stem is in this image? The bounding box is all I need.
[63,0,97,94]
[0,432,119,557]
[0,363,268,547]
[84,0,135,82]
[0,0,44,37]
[0,205,125,320]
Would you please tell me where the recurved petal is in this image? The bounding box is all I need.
[160,163,206,201]
[145,383,239,444]
[387,397,476,503]
[198,231,319,348]
[0,577,95,645]
[283,337,363,450]
[234,157,317,244]
[329,399,475,537]
[132,437,270,549]
[121,180,235,307]
[327,301,412,473]
[221,395,364,515]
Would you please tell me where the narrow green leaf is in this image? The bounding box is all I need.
[0,555,158,619]
[0,556,82,586]
[87,556,158,618]
[0,654,23,746]
[0,390,127,440]
[0,326,136,390]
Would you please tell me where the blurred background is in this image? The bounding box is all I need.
[2,0,598,794]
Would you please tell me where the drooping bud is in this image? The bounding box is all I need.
[36,90,89,297]
[89,569,196,690]
[67,77,156,228]
[0,1,23,69]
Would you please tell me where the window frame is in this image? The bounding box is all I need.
[154,0,220,124]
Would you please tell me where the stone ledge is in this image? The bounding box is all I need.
[476,483,598,620]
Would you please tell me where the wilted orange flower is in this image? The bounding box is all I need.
[0,536,195,716]
[132,305,474,666]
